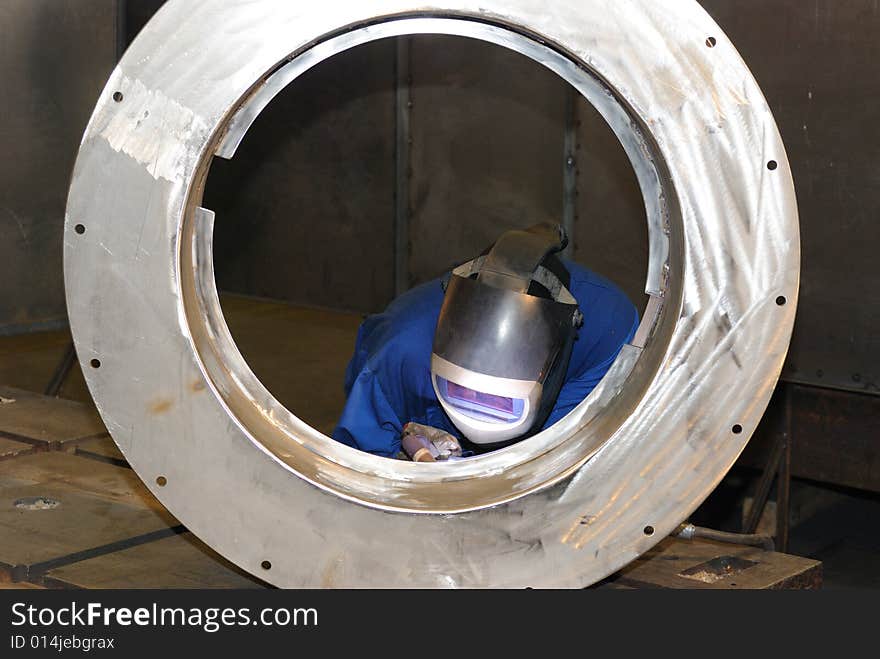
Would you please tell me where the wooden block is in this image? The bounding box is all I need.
[603,537,822,589]
[0,452,179,583]
[0,386,106,447]
[0,453,163,513]
[0,482,179,579]
[42,532,269,589]
[0,581,44,590]
[0,436,34,461]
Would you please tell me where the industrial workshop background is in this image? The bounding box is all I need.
[1,0,878,586]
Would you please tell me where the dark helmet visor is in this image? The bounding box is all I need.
[432,274,575,382]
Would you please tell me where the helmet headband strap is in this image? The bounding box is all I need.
[477,222,569,293]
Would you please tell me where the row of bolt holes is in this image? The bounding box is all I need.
[151,473,274,570]
[81,291,760,541]
[90,38,778,576]
[141,441,735,570]
[710,34,780,189]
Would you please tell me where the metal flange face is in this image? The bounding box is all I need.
[64,0,799,587]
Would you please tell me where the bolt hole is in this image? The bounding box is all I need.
[156,476,167,487]
[732,424,743,434]
[776,296,787,306]
[706,36,717,48]
[767,160,778,170]
[643,525,655,536]
[112,91,124,102]
[90,359,101,369]
[74,224,86,235]
[730,582,737,587]
[261,560,272,570]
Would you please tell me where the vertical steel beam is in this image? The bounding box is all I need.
[44,343,77,398]
[394,37,412,297]
[115,0,128,61]
[561,85,578,256]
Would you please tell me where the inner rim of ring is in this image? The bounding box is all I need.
[179,15,683,513]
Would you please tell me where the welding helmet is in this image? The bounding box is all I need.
[431,222,583,448]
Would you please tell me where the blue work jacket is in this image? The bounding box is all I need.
[332,261,639,456]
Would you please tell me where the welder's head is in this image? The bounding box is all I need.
[431,222,583,449]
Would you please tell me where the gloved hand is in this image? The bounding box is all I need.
[400,422,463,462]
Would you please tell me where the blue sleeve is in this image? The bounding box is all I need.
[332,279,452,457]
[543,262,640,428]
[332,366,403,457]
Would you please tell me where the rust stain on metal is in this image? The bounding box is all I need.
[321,555,344,588]
[149,398,173,415]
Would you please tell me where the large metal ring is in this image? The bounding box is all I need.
[64,0,799,587]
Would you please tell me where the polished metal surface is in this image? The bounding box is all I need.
[65,0,799,587]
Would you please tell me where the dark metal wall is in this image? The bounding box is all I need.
[206,40,398,314]
[400,39,649,311]
[572,98,649,312]
[743,384,880,495]
[208,33,648,315]
[404,36,568,287]
[0,0,118,334]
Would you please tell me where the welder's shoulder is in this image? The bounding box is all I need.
[565,261,632,303]
[565,261,639,332]
[384,278,445,332]
[380,276,439,311]
[360,278,444,364]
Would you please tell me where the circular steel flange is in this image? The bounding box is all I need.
[64,0,799,587]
